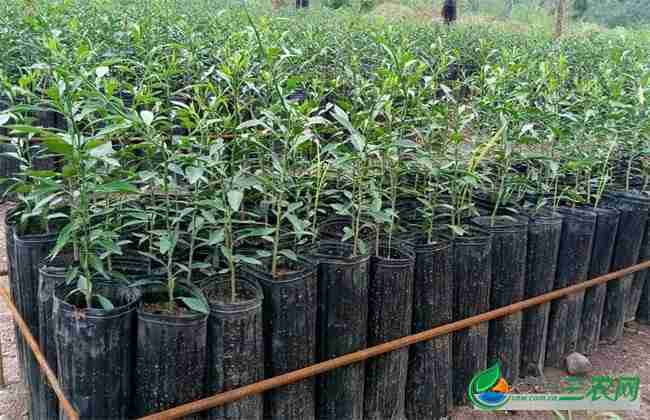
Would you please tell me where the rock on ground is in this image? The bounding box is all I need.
[566,351,593,375]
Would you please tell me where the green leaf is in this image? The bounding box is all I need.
[187,166,204,185]
[206,229,225,245]
[77,275,90,292]
[237,227,276,241]
[95,181,138,193]
[95,294,114,310]
[279,249,298,261]
[43,137,73,157]
[160,234,174,255]
[227,190,244,212]
[0,114,9,126]
[237,119,266,130]
[25,169,58,178]
[472,363,502,393]
[95,66,109,79]
[140,110,154,127]
[331,105,356,134]
[51,222,74,258]
[88,141,114,158]
[178,297,209,314]
[350,134,366,153]
[93,121,133,138]
[286,214,304,233]
[342,226,354,242]
[220,245,233,260]
[238,255,262,265]
[128,279,164,288]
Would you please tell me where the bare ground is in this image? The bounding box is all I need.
[0,201,649,419]
[452,323,650,419]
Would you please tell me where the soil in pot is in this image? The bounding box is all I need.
[473,215,528,383]
[577,207,620,355]
[54,281,141,420]
[601,191,650,341]
[203,277,265,420]
[243,259,317,420]
[312,241,369,420]
[451,228,492,405]
[520,209,563,377]
[318,216,376,245]
[364,245,414,420]
[546,206,596,368]
[133,282,208,419]
[404,235,453,420]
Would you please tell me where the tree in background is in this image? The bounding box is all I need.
[554,0,567,38]
[503,0,514,18]
[573,0,588,18]
[442,0,457,24]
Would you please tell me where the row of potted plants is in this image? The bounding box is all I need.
[0,3,648,420]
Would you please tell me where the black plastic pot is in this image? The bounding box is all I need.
[404,236,453,420]
[204,278,264,420]
[36,259,68,420]
[54,281,141,420]
[312,241,369,420]
[242,259,316,420]
[545,207,596,368]
[13,227,58,418]
[636,218,650,325]
[625,212,650,321]
[473,215,528,382]
[601,192,650,341]
[364,245,414,420]
[0,142,19,197]
[520,209,563,377]
[133,282,208,419]
[577,207,620,355]
[4,214,22,379]
[452,228,492,405]
[37,109,58,128]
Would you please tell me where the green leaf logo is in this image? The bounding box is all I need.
[473,363,502,393]
[468,362,510,411]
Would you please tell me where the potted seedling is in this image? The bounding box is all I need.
[127,106,210,419]
[472,119,529,383]
[39,70,143,420]
[313,104,370,420]
[200,152,266,420]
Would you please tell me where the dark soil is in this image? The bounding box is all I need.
[203,281,258,305]
[141,301,197,316]
[273,266,299,276]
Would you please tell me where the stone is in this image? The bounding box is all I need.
[566,352,592,375]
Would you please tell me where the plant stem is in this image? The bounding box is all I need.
[271,194,283,278]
